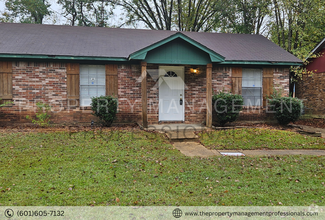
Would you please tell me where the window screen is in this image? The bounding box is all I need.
[80,65,105,106]
[242,69,262,106]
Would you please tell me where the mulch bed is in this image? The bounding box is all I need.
[0,123,140,133]
[293,118,325,129]
[1,119,324,134]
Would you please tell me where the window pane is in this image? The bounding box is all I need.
[242,88,261,106]
[80,85,89,95]
[89,86,97,96]
[79,65,106,106]
[98,86,105,96]
[80,73,89,85]
[98,73,105,85]
[242,69,262,87]
[89,74,97,85]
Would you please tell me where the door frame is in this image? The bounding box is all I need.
[158,66,185,121]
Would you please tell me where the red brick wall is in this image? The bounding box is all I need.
[147,64,159,124]
[0,61,97,125]
[296,51,325,116]
[212,67,232,94]
[0,61,291,125]
[273,67,290,96]
[296,72,325,115]
[116,65,142,123]
[184,65,206,124]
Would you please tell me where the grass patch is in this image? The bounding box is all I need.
[200,128,325,150]
[0,129,325,206]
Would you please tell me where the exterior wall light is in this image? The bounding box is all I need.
[191,67,199,74]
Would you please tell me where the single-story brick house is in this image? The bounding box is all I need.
[0,23,302,127]
[296,37,325,116]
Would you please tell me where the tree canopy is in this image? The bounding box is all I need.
[0,0,324,60]
[2,0,51,24]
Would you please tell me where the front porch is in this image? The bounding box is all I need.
[141,62,213,128]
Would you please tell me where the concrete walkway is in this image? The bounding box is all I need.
[221,149,325,157]
[173,142,325,157]
[147,123,325,157]
[173,141,219,157]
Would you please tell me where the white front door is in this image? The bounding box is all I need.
[159,66,185,121]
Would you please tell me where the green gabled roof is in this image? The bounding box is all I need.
[129,32,225,63]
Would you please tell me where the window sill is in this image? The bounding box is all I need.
[242,106,263,110]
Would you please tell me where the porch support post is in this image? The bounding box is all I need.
[206,63,212,128]
[141,62,148,128]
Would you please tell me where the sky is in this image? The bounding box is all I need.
[0,0,129,27]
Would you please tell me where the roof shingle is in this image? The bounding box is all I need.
[0,23,301,63]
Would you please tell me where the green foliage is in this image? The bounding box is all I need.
[26,102,51,127]
[1,131,325,206]
[200,128,324,150]
[218,0,271,34]
[0,99,13,107]
[291,52,324,81]
[212,91,244,126]
[111,0,223,31]
[57,0,111,26]
[269,97,303,125]
[269,86,284,100]
[4,0,51,24]
[268,0,325,78]
[90,96,118,126]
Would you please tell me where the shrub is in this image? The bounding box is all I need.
[212,91,244,126]
[0,99,13,107]
[268,97,303,125]
[91,96,118,126]
[26,102,51,127]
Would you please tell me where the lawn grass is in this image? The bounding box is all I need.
[0,129,325,206]
[200,128,325,150]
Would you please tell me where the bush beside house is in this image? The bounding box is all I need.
[212,92,244,126]
[269,97,303,125]
[91,96,118,126]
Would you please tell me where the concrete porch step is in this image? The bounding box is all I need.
[146,123,206,132]
[165,130,199,140]
[143,123,206,140]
